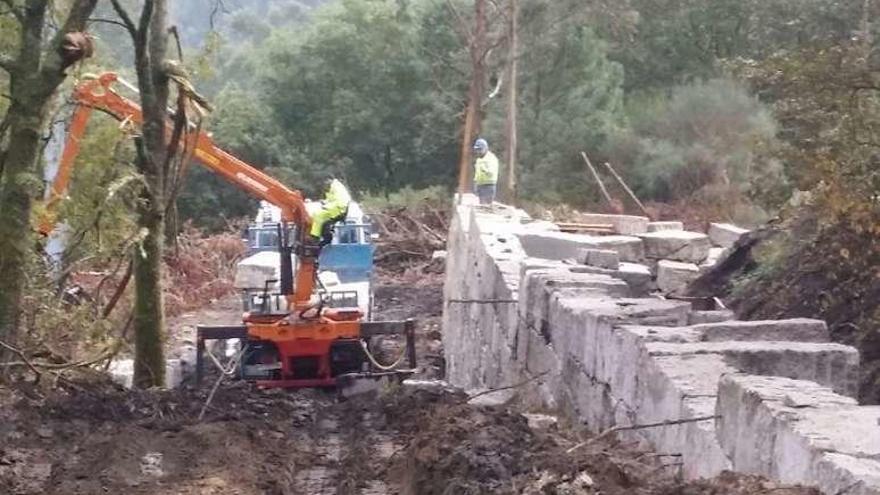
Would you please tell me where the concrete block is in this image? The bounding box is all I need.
[616,262,656,295]
[700,247,730,272]
[656,260,700,295]
[690,319,829,343]
[577,248,620,270]
[647,341,859,396]
[576,213,649,235]
[517,231,644,262]
[688,310,735,325]
[717,374,880,494]
[647,221,684,232]
[639,231,711,263]
[708,223,749,248]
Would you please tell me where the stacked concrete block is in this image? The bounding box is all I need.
[647,221,684,232]
[639,230,712,263]
[577,248,621,270]
[656,260,701,295]
[517,231,644,262]
[717,375,880,495]
[700,246,731,272]
[616,262,655,295]
[442,202,873,490]
[577,213,650,235]
[708,223,749,248]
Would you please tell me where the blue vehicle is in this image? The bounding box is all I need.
[237,202,376,319]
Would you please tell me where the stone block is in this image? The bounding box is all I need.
[716,374,880,494]
[700,247,730,272]
[647,221,684,232]
[577,248,620,270]
[616,262,656,295]
[576,213,650,235]
[690,318,829,343]
[647,340,859,396]
[708,223,749,248]
[688,310,735,325]
[639,231,711,263]
[518,231,644,262]
[656,260,700,295]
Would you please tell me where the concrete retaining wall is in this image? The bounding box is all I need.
[442,200,879,493]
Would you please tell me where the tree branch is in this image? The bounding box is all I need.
[108,0,137,38]
[87,16,131,31]
[137,0,155,47]
[0,53,13,73]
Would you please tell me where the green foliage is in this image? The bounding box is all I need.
[486,24,625,204]
[360,185,451,213]
[59,116,140,258]
[610,79,781,204]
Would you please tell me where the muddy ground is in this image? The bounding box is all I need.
[0,273,820,494]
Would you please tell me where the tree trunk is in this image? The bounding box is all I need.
[132,169,166,388]
[0,0,98,363]
[501,0,518,203]
[0,108,43,351]
[456,0,487,194]
[127,0,171,389]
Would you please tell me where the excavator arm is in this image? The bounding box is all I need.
[45,73,317,310]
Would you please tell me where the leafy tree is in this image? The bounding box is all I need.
[486,24,625,204]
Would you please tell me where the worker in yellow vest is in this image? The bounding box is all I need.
[310,175,352,246]
[473,138,499,205]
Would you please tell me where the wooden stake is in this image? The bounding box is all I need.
[603,161,651,219]
[580,152,614,207]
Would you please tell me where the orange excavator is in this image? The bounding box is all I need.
[46,73,415,388]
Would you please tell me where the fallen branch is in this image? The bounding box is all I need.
[198,346,247,421]
[0,345,118,371]
[0,340,42,380]
[468,370,550,401]
[566,415,720,453]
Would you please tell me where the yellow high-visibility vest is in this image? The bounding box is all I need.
[474,151,499,185]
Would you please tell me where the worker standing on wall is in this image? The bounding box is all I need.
[309,174,352,246]
[473,138,499,205]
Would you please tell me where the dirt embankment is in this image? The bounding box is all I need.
[689,217,880,404]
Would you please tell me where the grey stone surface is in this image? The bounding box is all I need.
[708,223,749,248]
[700,247,730,272]
[647,341,859,396]
[577,213,650,235]
[656,260,700,295]
[689,310,735,325]
[689,318,829,343]
[617,262,656,296]
[717,374,880,494]
[647,221,684,232]
[517,231,644,262]
[639,231,711,263]
[577,248,620,270]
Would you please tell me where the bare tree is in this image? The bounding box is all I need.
[455,0,488,194]
[501,0,518,203]
[0,0,98,366]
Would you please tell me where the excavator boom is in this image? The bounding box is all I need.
[44,73,315,309]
